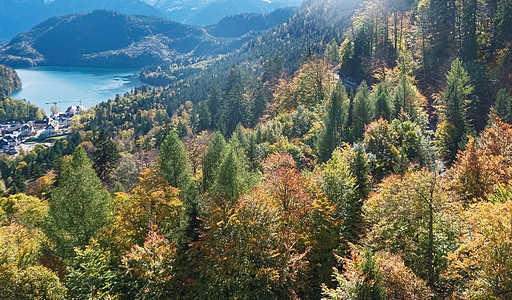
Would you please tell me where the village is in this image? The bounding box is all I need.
[0,105,85,156]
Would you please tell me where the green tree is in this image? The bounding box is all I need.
[66,239,117,300]
[322,246,387,300]
[461,0,478,63]
[374,82,392,121]
[495,0,512,48]
[202,132,226,193]
[251,82,267,126]
[318,148,360,243]
[159,131,192,190]
[214,146,245,205]
[93,130,120,184]
[46,147,112,257]
[319,81,349,162]
[159,130,198,242]
[492,88,512,123]
[435,58,474,165]
[351,81,373,141]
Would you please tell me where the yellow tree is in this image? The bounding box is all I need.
[446,197,512,298]
[363,169,461,291]
[112,169,182,253]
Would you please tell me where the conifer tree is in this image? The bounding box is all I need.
[374,82,392,121]
[251,82,267,126]
[159,131,192,190]
[202,132,226,193]
[351,81,373,141]
[214,146,244,205]
[461,0,478,63]
[492,89,512,123]
[93,130,120,185]
[47,147,112,257]
[319,81,349,162]
[207,85,223,128]
[159,131,198,242]
[435,58,474,164]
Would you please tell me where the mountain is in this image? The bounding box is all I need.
[0,10,259,68]
[0,0,166,42]
[0,65,21,96]
[142,0,303,25]
[208,7,296,38]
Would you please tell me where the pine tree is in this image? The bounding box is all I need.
[202,132,226,193]
[436,58,474,164]
[351,81,373,141]
[319,81,349,162]
[47,147,112,257]
[374,82,392,121]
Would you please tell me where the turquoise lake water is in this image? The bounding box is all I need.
[11,67,142,112]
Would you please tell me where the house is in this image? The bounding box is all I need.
[2,124,22,136]
[0,139,9,154]
[20,124,33,137]
[41,124,56,137]
[34,119,50,130]
[65,106,86,117]
[4,135,17,148]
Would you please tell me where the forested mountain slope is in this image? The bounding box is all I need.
[0,65,21,96]
[0,10,257,68]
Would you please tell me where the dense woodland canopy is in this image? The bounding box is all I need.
[1,0,512,298]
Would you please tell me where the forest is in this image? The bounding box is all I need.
[0,0,512,299]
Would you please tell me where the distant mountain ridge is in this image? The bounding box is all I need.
[0,0,302,42]
[0,0,166,42]
[208,7,297,38]
[0,10,292,68]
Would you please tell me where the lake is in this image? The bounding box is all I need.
[11,67,142,112]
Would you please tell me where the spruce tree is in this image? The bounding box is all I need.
[461,0,478,63]
[202,132,226,193]
[374,82,391,121]
[93,130,120,185]
[214,146,243,205]
[159,131,192,189]
[319,81,349,162]
[47,147,112,257]
[351,81,373,141]
[252,83,267,126]
[436,58,474,164]
[159,130,198,242]
[492,88,512,123]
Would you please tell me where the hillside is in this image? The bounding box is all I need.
[0,10,256,68]
[0,0,165,42]
[142,0,302,26]
[208,7,297,38]
[0,65,21,96]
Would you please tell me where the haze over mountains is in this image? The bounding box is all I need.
[0,8,296,68]
[0,0,301,42]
